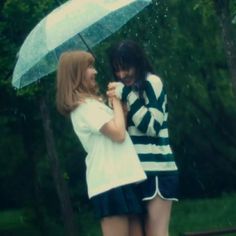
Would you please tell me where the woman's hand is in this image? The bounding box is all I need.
[107,82,120,107]
[107,83,128,125]
[106,82,124,100]
[106,87,117,99]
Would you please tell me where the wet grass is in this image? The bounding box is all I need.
[0,193,236,236]
[170,193,236,236]
[0,209,40,236]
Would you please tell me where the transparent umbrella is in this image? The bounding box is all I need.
[12,0,152,89]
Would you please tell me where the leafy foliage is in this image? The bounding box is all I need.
[0,1,236,233]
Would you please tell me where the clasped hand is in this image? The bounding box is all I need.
[106,82,128,117]
[106,82,119,98]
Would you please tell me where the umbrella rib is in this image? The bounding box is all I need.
[96,21,114,35]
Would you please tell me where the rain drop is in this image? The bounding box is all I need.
[232,15,236,24]
[227,220,232,226]
[196,117,201,124]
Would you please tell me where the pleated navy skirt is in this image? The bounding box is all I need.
[90,183,143,219]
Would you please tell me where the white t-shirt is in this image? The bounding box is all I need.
[70,98,146,198]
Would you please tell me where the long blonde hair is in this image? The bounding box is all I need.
[56,51,99,116]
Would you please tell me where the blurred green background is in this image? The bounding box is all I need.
[1,0,236,235]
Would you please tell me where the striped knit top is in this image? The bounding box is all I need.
[121,73,178,175]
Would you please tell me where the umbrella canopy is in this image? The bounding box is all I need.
[12,0,152,89]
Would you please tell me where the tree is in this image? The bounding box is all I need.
[0,1,79,235]
[213,0,236,94]
[40,90,79,236]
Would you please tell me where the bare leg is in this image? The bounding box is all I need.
[145,195,172,236]
[101,215,129,236]
[129,215,144,236]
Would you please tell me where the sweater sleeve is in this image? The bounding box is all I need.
[122,75,166,137]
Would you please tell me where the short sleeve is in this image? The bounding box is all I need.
[80,100,113,133]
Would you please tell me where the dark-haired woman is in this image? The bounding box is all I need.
[107,40,179,236]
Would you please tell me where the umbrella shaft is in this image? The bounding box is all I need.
[78,33,96,58]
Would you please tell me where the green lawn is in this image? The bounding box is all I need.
[170,193,236,236]
[0,209,26,230]
[0,209,40,236]
[1,193,236,236]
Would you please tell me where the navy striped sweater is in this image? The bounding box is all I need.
[121,73,178,175]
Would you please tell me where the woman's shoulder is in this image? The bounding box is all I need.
[84,98,108,110]
[72,99,94,111]
[146,73,162,83]
[146,73,163,88]
[70,99,95,115]
[71,98,110,116]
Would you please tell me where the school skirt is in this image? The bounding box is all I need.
[90,183,143,219]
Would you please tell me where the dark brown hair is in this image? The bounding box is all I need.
[108,40,154,97]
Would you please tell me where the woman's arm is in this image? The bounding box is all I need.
[108,76,166,137]
[100,97,126,143]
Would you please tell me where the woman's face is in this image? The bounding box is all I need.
[84,64,98,89]
[115,67,135,86]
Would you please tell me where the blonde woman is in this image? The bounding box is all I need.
[56,50,146,236]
